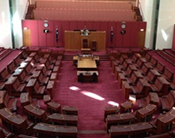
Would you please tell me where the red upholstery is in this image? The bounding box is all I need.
[12,78,26,96]
[131,79,151,98]
[150,77,170,96]
[150,56,157,67]
[162,68,174,82]
[0,68,12,81]
[38,72,49,85]
[145,52,151,62]
[155,62,165,74]
[41,67,52,77]
[19,70,31,83]
[160,91,175,111]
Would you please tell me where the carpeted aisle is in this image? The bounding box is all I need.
[52,60,125,138]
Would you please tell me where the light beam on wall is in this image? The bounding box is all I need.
[81,91,105,101]
[161,29,168,42]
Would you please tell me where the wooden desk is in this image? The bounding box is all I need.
[77,71,98,82]
[136,104,157,122]
[47,101,61,113]
[106,112,135,128]
[43,95,51,104]
[109,122,153,137]
[104,106,120,118]
[62,106,78,115]
[33,123,77,137]
[0,108,27,133]
[46,80,55,98]
[77,57,97,70]
[20,93,31,106]
[120,101,133,113]
[65,31,106,51]
[157,108,175,134]
[47,113,78,126]
[24,104,47,122]
[73,55,99,67]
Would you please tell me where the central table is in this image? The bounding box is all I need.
[74,55,99,82]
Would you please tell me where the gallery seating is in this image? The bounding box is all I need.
[160,90,175,111]
[11,77,26,96]
[138,93,159,108]
[0,68,12,81]
[38,72,49,85]
[0,49,12,61]
[140,62,154,76]
[26,78,46,99]
[145,52,151,62]
[24,62,35,76]
[162,68,174,82]
[150,77,170,96]
[151,107,175,134]
[135,104,157,122]
[4,92,18,112]
[149,56,158,67]
[38,66,52,77]
[7,61,17,73]
[126,70,143,86]
[131,78,151,98]
[145,69,161,84]
[135,57,147,69]
[18,69,31,83]
[155,62,165,74]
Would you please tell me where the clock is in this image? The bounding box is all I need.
[44,22,49,27]
[121,24,126,29]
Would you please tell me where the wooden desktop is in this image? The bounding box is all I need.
[74,55,99,82]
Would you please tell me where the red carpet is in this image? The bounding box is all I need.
[52,61,125,137]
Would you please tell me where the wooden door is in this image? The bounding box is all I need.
[23,29,31,47]
[138,31,145,48]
